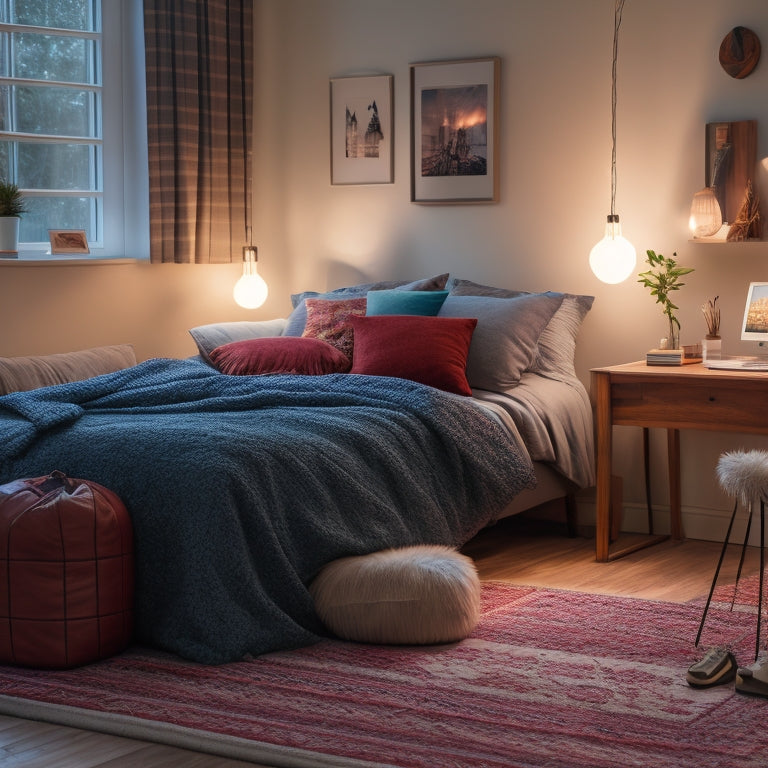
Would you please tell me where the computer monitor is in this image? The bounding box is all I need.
[741,281,768,341]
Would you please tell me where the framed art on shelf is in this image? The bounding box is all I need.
[330,74,393,185]
[410,57,500,204]
[48,229,90,254]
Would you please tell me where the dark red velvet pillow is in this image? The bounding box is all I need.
[349,315,478,396]
[209,337,351,375]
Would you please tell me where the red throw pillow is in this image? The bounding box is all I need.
[209,337,351,375]
[349,315,477,396]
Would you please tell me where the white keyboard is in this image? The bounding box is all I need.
[705,357,768,371]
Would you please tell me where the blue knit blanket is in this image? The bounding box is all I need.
[0,359,534,663]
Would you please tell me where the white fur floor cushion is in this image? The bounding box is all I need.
[309,545,481,645]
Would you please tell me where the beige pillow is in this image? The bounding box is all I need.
[0,345,137,395]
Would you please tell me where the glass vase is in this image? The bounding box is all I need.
[666,318,679,350]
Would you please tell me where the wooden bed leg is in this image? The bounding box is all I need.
[565,493,578,538]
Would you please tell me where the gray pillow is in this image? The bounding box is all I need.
[447,278,594,383]
[437,293,563,391]
[189,319,289,364]
[530,295,594,380]
[448,277,529,298]
[285,273,449,337]
[0,344,137,395]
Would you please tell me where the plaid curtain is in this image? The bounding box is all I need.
[143,0,253,263]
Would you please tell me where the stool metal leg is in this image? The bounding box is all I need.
[757,499,765,662]
[730,500,754,611]
[696,497,740,648]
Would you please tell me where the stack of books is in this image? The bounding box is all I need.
[646,343,703,366]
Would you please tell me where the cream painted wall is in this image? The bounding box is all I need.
[251,0,768,539]
[1,0,767,539]
[0,261,261,361]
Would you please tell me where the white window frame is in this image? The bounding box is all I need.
[0,0,148,260]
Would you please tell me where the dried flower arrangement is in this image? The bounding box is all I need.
[727,180,762,241]
[702,296,721,339]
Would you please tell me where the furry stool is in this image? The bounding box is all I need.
[696,450,768,663]
[309,545,480,645]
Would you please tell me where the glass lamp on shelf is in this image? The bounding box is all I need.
[689,187,723,238]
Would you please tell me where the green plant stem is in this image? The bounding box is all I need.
[637,249,694,348]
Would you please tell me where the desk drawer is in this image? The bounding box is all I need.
[611,379,768,432]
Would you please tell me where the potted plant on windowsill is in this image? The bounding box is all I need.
[0,180,27,256]
[637,249,694,350]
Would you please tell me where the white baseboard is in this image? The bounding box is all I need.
[577,499,763,546]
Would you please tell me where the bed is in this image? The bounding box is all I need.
[0,275,594,664]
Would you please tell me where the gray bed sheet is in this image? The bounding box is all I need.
[471,371,595,490]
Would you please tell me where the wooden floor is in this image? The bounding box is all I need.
[0,515,759,767]
[464,513,761,603]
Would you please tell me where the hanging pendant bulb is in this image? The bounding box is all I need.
[589,0,636,284]
[689,187,723,238]
[589,214,637,284]
[234,246,268,309]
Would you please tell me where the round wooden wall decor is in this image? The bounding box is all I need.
[719,26,761,79]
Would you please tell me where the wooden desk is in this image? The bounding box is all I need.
[590,361,768,562]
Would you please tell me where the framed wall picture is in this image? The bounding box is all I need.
[410,57,500,204]
[48,229,90,254]
[330,74,393,185]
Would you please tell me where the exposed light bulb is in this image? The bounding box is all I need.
[589,0,635,284]
[234,246,268,309]
[589,214,637,284]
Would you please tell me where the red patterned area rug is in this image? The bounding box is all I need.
[0,582,766,768]
[705,571,765,613]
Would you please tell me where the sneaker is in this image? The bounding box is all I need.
[686,647,737,688]
[735,656,768,698]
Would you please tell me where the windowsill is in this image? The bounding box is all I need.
[0,251,144,266]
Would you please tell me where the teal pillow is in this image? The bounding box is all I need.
[366,290,449,317]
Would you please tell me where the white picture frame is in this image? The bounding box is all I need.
[330,74,394,185]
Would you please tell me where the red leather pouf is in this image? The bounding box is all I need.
[0,471,134,668]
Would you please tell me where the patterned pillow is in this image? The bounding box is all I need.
[302,297,368,360]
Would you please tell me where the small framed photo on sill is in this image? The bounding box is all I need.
[49,229,90,254]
